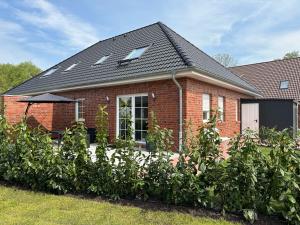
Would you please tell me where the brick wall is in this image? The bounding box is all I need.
[3,95,54,130]
[3,77,253,145]
[184,78,251,137]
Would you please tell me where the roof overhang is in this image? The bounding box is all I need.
[2,69,261,97]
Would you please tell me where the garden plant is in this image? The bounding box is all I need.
[0,106,299,224]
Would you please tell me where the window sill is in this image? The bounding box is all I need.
[77,118,85,122]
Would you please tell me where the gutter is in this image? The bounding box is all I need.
[172,70,183,152]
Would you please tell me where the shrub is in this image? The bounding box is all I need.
[143,112,175,202]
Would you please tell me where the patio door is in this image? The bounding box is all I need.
[116,94,148,143]
[241,103,259,133]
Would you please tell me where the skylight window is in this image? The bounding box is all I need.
[41,68,58,78]
[95,55,110,65]
[280,80,289,89]
[64,63,78,71]
[124,46,149,60]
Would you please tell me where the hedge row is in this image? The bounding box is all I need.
[0,108,299,224]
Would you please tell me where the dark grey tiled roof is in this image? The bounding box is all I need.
[5,22,257,95]
[230,57,300,101]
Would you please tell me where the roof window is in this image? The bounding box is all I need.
[124,46,149,60]
[280,80,289,89]
[64,63,78,72]
[94,55,110,65]
[41,68,58,78]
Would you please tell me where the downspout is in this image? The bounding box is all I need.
[172,70,183,152]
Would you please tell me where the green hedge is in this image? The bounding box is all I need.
[0,111,299,224]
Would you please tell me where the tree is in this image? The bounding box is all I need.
[283,51,299,59]
[213,53,237,67]
[0,61,41,94]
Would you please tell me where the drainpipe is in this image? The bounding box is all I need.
[172,70,183,152]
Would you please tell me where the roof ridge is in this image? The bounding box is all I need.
[158,22,258,93]
[230,56,300,68]
[157,22,192,67]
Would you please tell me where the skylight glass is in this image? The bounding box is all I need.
[41,68,58,77]
[124,46,148,60]
[95,55,110,65]
[64,63,78,71]
[280,80,289,89]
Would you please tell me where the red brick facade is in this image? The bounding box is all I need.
[3,77,252,145]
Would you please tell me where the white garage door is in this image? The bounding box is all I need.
[241,103,259,133]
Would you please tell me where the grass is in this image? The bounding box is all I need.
[0,185,240,225]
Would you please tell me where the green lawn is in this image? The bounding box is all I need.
[0,185,240,225]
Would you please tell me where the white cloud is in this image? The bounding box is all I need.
[0,19,49,68]
[15,0,99,49]
[165,0,300,64]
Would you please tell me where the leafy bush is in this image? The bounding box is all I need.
[0,111,300,224]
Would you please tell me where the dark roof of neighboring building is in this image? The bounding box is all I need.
[230,57,300,101]
[5,22,257,95]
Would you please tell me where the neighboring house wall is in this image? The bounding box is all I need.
[3,77,252,145]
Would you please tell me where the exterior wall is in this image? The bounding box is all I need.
[184,78,251,137]
[53,79,181,144]
[3,95,54,130]
[3,77,253,146]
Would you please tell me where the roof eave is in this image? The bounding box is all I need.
[3,68,261,98]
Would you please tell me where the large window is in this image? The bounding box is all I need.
[218,96,224,121]
[117,94,148,142]
[202,94,210,122]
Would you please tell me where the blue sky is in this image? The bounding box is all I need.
[0,0,300,69]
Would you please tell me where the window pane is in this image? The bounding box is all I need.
[135,131,142,141]
[280,80,289,89]
[142,108,148,119]
[135,108,141,119]
[142,119,148,130]
[119,97,131,107]
[203,111,210,121]
[124,47,148,60]
[120,130,126,139]
[203,94,210,111]
[142,96,148,107]
[135,96,142,107]
[135,119,141,130]
[142,131,147,141]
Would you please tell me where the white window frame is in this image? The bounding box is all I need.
[116,93,148,143]
[75,98,85,122]
[202,94,211,122]
[218,96,224,121]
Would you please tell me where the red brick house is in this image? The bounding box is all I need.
[2,22,260,147]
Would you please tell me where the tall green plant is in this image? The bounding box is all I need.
[89,104,112,196]
[143,112,175,202]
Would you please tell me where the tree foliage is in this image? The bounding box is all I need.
[283,51,299,59]
[213,53,237,67]
[0,61,41,94]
